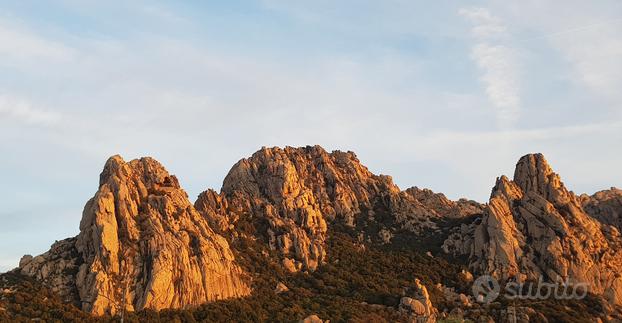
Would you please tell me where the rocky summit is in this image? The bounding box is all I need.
[195,146,470,274]
[2,146,622,322]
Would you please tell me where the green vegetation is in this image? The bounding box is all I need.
[0,272,101,323]
[0,223,616,322]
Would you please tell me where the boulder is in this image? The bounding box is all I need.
[299,314,323,323]
[400,297,427,316]
[275,282,289,294]
[18,255,33,268]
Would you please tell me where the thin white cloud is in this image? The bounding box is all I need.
[552,21,622,103]
[0,18,74,64]
[0,95,61,126]
[470,44,520,124]
[487,1,622,114]
[460,7,521,128]
[458,7,506,39]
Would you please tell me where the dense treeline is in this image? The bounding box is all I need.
[0,272,100,323]
[0,225,614,322]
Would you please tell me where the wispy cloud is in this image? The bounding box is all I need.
[552,20,622,104]
[459,7,507,39]
[0,18,74,64]
[0,95,61,126]
[460,7,521,129]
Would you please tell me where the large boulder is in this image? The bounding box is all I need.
[299,314,324,323]
[399,279,437,322]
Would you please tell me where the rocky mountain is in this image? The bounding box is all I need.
[443,153,622,306]
[3,146,622,322]
[18,156,250,315]
[195,146,483,273]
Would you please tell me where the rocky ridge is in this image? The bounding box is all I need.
[195,146,481,273]
[8,146,622,321]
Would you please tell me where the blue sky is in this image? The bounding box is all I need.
[1,0,621,272]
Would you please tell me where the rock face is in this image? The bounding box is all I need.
[580,187,622,231]
[195,146,472,272]
[18,238,81,304]
[20,156,250,315]
[444,153,622,305]
[406,187,484,218]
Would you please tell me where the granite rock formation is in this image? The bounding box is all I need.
[443,153,622,305]
[19,156,250,315]
[195,146,475,272]
[11,147,622,321]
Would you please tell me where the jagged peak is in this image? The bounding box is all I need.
[489,175,518,201]
[105,154,125,165]
[99,155,177,189]
[221,145,378,195]
[247,145,362,167]
[252,145,328,159]
[513,153,556,194]
[99,154,127,186]
[242,145,363,165]
[484,153,575,206]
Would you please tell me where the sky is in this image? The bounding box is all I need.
[1,0,621,272]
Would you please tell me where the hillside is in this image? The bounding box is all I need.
[2,146,621,322]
